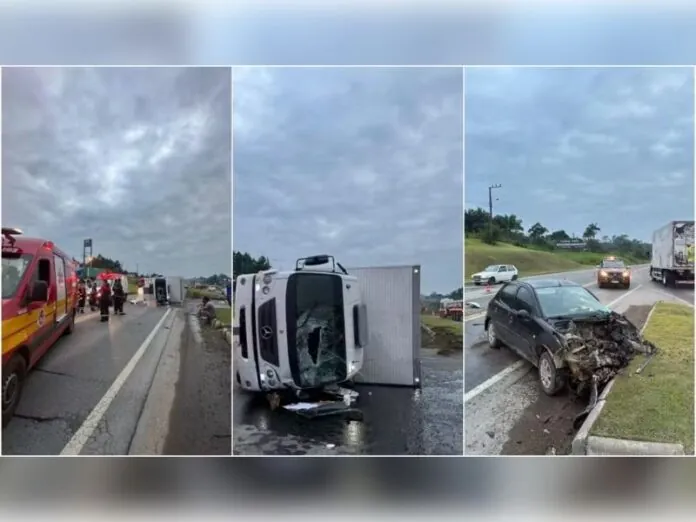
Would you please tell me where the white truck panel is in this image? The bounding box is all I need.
[651,221,695,270]
[166,276,185,304]
[346,265,422,387]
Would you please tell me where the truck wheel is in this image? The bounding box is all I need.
[2,355,27,428]
[538,351,567,396]
[661,272,667,286]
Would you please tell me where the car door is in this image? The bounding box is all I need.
[490,283,518,345]
[508,286,541,363]
[497,265,508,282]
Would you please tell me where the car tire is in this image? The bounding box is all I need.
[487,277,496,285]
[487,321,502,349]
[538,351,567,396]
[624,283,630,289]
[2,355,27,428]
[511,274,518,281]
[473,282,480,286]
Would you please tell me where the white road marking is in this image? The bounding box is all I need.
[60,308,173,456]
[464,360,527,403]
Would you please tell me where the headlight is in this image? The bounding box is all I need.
[623,271,630,277]
[599,270,607,277]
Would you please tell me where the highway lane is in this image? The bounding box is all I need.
[233,348,463,455]
[2,299,231,455]
[464,266,694,455]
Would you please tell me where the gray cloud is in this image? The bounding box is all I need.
[233,67,463,294]
[465,67,694,242]
[2,67,231,277]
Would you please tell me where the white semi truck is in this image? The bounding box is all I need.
[649,220,694,287]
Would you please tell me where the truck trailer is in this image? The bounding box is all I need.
[649,220,694,287]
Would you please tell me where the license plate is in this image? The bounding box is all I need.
[611,279,619,284]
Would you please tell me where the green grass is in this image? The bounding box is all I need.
[421,314,464,335]
[592,302,694,454]
[215,307,232,326]
[187,288,223,300]
[465,238,643,279]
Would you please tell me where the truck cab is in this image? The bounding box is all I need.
[233,255,367,394]
[2,227,78,427]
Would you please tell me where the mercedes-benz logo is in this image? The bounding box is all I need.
[260,326,273,339]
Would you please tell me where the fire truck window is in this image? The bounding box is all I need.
[37,259,51,284]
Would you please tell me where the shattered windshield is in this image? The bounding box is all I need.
[286,272,347,388]
[536,286,608,319]
[2,253,33,299]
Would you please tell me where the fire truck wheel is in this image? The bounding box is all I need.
[2,355,27,428]
[64,310,76,336]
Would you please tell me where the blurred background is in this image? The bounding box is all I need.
[1,0,696,518]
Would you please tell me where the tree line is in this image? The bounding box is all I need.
[465,207,651,260]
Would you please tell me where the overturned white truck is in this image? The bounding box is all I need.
[233,255,421,396]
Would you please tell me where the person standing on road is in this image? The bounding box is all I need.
[99,280,112,322]
[112,279,126,315]
[77,280,87,313]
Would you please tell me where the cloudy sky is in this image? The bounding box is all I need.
[465,67,694,242]
[233,68,463,294]
[2,67,231,277]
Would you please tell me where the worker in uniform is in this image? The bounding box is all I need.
[112,278,126,315]
[77,280,87,314]
[88,280,98,311]
[99,279,112,322]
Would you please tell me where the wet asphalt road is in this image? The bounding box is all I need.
[464,265,694,454]
[163,302,231,455]
[233,348,463,455]
[3,302,168,455]
[3,299,233,455]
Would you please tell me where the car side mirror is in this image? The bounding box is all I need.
[517,309,530,319]
[29,280,48,303]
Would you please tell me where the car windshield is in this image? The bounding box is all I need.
[286,272,347,388]
[2,253,33,299]
[536,285,609,318]
[601,260,625,269]
[483,265,500,272]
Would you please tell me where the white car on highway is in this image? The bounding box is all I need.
[471,264,519,286]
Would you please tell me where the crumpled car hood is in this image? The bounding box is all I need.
[551,312,658,427]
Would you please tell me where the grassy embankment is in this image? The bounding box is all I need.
[421,314,463,354]
[592,302,694,454]
[465,238,644,279]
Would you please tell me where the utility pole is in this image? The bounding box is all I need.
[488,184,502,236]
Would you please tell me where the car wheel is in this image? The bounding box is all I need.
[511,274,518,281]
[487,321,502,349]
[64,309,76,336]
[473,282,480,286]
[538,351,567,396]
[487,277,496,285]
[2,355,27,428]
[624,283,630,289]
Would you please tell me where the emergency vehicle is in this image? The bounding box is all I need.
[2,227,79,427]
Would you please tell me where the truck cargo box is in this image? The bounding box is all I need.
[346,265,422,388]
[651,220,694,270]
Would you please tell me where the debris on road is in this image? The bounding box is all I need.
[556,311,659,426]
